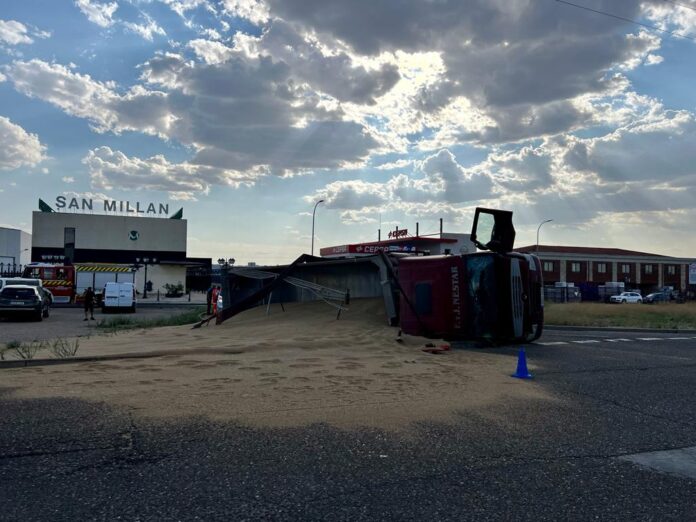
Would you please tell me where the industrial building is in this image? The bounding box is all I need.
[31,205,209,294]
[320,225,476,258]
[0,226,32,270]
[517,245,696,297]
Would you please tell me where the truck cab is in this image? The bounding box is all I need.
[398,208,543,343]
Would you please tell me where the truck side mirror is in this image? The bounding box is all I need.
[471,207,516,254]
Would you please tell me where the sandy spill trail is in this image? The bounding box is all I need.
[2,299,551,429]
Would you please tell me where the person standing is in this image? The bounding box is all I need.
[212,285,220,315]
[83,286,95,321]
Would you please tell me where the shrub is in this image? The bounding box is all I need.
[13,340,46,360]
[51,338,80,358]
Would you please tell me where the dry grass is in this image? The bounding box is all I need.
[544,301,696,329]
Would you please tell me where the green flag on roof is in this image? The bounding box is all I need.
[39,198,54,212]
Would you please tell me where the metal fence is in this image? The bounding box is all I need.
[0,262,25,278]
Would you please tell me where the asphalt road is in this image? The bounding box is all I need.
[0,305,202,344]
[2,330,696,520]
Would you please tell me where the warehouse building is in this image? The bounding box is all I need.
[516,245,696,298]
[0,226,31,271]
[31,199,208,294]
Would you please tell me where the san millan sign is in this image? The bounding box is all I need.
[55,196,171,216]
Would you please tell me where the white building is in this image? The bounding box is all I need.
[0,226,32,268]
[31,209,190,294]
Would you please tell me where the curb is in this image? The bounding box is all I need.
[545,325,696,334]
[0,347,244,369]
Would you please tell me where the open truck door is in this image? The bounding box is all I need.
[470,208,516,254]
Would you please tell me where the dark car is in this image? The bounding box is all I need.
[0,285,50,321]
[644,292,669,304]
[0,277,54,305]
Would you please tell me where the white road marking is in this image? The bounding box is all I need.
[619,446,696,480]
[539,336,696,346]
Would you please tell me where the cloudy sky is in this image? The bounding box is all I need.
[1,0,695,263]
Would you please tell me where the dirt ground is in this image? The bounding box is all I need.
[0,299,549,430]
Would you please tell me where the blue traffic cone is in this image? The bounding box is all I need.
[511,348,533,379]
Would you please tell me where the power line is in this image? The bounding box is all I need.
[555,0,696,41]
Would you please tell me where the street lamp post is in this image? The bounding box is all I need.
[536,219,553,255]
[135,257,157,299]
[311,199,325,256]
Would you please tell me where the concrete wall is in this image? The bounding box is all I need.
[32,212,186,253]
[0,227,31,266]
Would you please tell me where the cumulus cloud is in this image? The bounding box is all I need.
[234,20,400,105]
[264,1,669,143]
[83,146,265,194]
[308,179,389,210]
[74,0,119,28]
[123,16,166,41]
[160,0,212,18]
[0,19,50,46]
[0,116,46,170]
[5,59,172,136]
[0,20,34,45]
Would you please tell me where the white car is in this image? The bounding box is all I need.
[610,291,643,304]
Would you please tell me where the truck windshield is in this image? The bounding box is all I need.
[465,254,498,338]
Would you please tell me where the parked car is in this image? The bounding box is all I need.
[609,291,643,304]
[0,277,54,305]
[644,292,669,304]
[0,285,50,320]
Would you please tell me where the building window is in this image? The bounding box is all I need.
[621,264,630,274]
[644,264,653,275]
[543,261,554,272]
[64,227,75,263]
[597,263,606,274]
[668,265,676,275]
[571,262,581,273]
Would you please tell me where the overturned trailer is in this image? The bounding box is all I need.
[206,208,543,344]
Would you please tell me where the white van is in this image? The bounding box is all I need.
[102,282,136,313]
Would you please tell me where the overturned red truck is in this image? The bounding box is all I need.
[208,208,543,344]
[397,208,543,342]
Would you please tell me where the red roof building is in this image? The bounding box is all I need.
[515,244,696,294]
